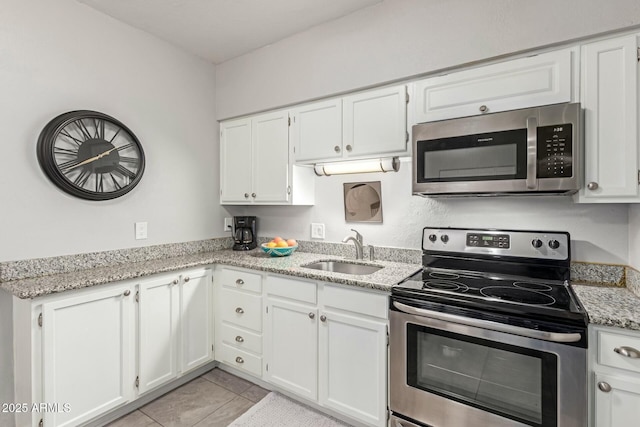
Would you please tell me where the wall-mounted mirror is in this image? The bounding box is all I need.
[344,181,383,223]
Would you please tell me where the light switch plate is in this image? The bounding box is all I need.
[311,223,325,239]
[135,222,148,240]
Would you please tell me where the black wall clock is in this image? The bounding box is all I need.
[37,110,145,201]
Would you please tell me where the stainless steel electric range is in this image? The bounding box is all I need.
[389,227,588,427]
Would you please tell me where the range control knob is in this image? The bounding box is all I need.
[548,240,560,250]
[441,234,449,243]
[428,234,437,242]
[531,239,543,249]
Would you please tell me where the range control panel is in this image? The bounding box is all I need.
[423,227,570,261]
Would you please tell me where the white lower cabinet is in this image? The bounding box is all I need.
[41,284,136,427]
[590,325,640,426]
[11,266,213,427]
[138,268,213,394]
[263,274,389,427]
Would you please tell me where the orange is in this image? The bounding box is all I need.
[286,239,297,247]
[276,241,289,248]
[273,236,284,243]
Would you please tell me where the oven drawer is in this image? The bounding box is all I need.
[597,329,640,373]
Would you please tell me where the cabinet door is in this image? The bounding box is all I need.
[138,274,180,394]
[414,48,575,122]
[220,118,252,203]
[264,297,318,400]
[579,35,639,202]
[343,85,408,158]
[319,310,387,427]
[252,110,290,203]
[594,373,640,427]
[180,269,213,373]
[291,98,343,162]
[41,285,135,427]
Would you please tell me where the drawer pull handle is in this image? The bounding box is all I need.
[236,279,244,285]
[598,381,612,393]
[235,307,244,314]
[614,346,640,358]
[235,335,244,343]
[235,356,244,364]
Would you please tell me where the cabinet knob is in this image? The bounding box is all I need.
[235,307,244,314]
[123,290,131,296]
[235,356,244,364]
[308,312,315,319]
[236,278,244,286]
[244,193,249,198]
[345,144,352,152]
[235,335,244,343]
[598,381,612,393]
[251,192,256,198]
[587,182,599,190]
[334,145,341,153]
[172,279,179,285]
[479,104,488,113]
[614,346,640,358]
[320,314,327,322]
[183,276,190,282]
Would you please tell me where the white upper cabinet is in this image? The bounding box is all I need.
[292,84,409,163]
[220,110,314,205]
[577,34,640,202]
[291,98,342,162]
[343,85,408,157]
[414,47,577,123]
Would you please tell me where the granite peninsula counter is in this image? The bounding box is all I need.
[0,248,422,299]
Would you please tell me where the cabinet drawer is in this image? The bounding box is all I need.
[266,275,317,304]
[219,268,262,293]
[323,284,388,319]
[220,288,262,332]
[597,329,640,373]
[220,323,262,355]
[218,343,262,377]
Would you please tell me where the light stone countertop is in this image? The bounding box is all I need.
[0,248,422,299]
[573,284,640,331]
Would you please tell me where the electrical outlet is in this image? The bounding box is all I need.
[311,223,325,239]
[135,222,148,240]
[224,217,233,232]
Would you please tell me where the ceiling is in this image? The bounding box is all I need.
[77,0,382,64]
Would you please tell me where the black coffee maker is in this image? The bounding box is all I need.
[233,216,257,251]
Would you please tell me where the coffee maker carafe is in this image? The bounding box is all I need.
[233,216,257,250]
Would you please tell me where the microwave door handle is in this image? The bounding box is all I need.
[526,116,538,190]
[393,301,582,343]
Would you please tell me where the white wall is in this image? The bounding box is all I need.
[0,0,223,262]
[217,0,640,264]
[228,160,629,263]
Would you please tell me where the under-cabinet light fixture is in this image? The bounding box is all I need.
[314,157,400,176]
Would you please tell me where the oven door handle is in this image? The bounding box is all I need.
[393,301,582,343]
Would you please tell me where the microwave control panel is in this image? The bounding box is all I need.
[537,124,572,178]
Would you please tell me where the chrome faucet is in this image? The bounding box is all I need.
[342,229,364,260]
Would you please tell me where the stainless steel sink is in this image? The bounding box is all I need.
[303,260,383,275]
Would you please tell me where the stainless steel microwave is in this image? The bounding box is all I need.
[412,103,582,197]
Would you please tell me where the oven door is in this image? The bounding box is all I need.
[389,304,587,427]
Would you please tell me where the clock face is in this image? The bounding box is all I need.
[37,110,145,200]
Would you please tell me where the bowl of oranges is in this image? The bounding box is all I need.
[261,237,298,257]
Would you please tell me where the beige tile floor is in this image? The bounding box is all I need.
[107,368,269,427]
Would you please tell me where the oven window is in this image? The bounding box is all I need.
[417,129,527,182]
[407,324,557,427]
